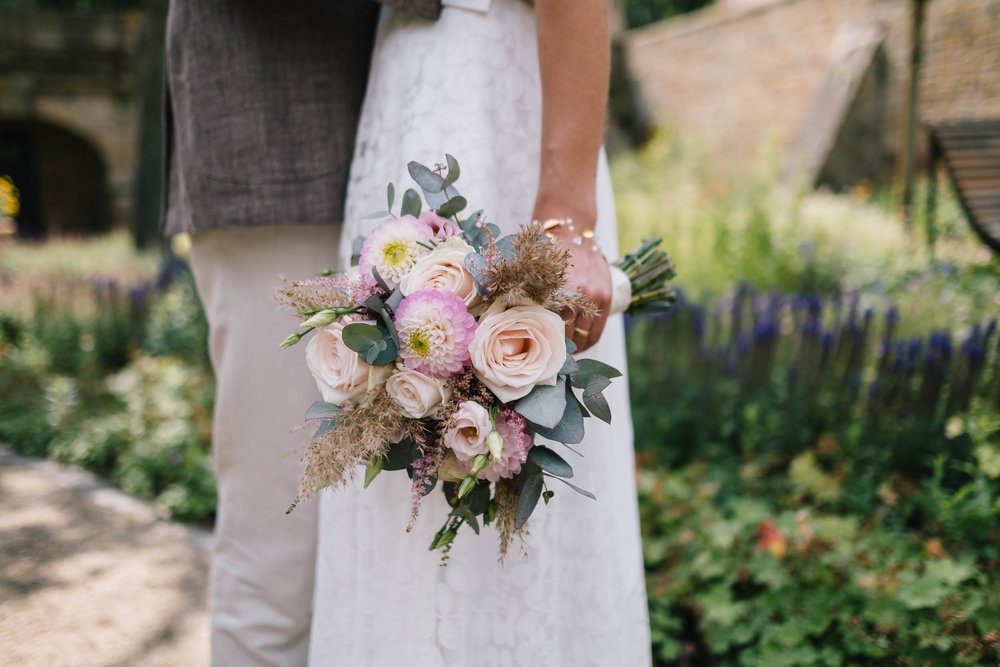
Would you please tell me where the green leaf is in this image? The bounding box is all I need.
[364,457,384,488]
[365,209,392,219]
[442,153,461,190]
[401,188,422,217]
[559,354,579,376]
[514,378,568,429]
[468,481,491,515]
[531,383,585,444]
[364,296,399,347]
[548,474,596,500]
[305,401,340,421]
[515,468,544,529]
[370,267,392,294]
[407,161,444,193]
[574,359,622,380]
[341,322,382,353]
[582,387,611,424]
[386,288,404,312]
[565,337,577,355]
[386,182,395,211]
[436,196,467,219]
[384,438,419,470]
[528,446,574,478]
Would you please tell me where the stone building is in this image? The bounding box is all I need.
[625,0,1000,188]
[0,9,141,238]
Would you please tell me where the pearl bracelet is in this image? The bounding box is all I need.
[536,218,601,253]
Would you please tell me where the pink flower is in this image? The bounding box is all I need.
[394,288,477,378]
[468,303,567,402]
[443,401,492,460]
[419,211,463,240]
[480,409,532,482]
[358,216,433,288]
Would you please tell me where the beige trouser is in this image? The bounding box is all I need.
[189,223,341,667]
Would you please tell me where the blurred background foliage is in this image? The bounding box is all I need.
[623,0,714,28]
[2,129,997,663]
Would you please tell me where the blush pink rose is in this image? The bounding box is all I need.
[398,236,480,307]
[305,319,390,405]
[443,401,492,461]
[468,304,567,403]
[385,365,449,419]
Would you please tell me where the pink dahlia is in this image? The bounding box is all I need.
[358,216,434,288]
[394,289,477,378]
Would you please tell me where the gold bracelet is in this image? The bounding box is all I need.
[535,218,600,251]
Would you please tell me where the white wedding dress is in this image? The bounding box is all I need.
[309,1,651,664]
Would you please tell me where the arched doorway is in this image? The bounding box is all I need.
[0,119,112,239]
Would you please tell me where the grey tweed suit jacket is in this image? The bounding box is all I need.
[163,0,441,235]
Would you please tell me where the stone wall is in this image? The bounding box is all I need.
[626,0,1000,180]
[0,10,141,233]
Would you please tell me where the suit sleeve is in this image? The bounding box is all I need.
[367,0,442,19]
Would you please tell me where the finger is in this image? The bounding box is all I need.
[572,312,595,352]
[587,292,611,347]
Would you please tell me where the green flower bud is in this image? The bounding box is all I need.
[300,309,338,329]
[457,475,478,499]
[471,453,490,475]
[486,430,503,460]
[429,526,457,551]
[279,332,303,348]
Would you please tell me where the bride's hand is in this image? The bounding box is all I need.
[533,201,611,353]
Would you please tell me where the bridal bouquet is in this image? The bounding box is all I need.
[279,156,675,557]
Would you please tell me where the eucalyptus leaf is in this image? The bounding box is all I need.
[305,401,341,421]
[436,195,467,219]
[387,182,395,210]
[368,335,398,366]
[515,470,544,529]
[495,235,518,260]
[468,482,491,515]
[574,359,623,379]
[464,252,491,295]
[565,337,577,355]
[313,419,338,438]
[582,389,612,424]
[424,185,460,210]
[386,288,404,312]
[351,235,365,266]
[365,209,392,219]
[365,296,400,347]
[548,474,597,501]
[341,322,382,353]
[407,161,445,193]
[384,438,419,470]
[528,446,574,478]
[531,383,585,444]
[370,267,392,294]
[514,378,568,429]
[401,188,422,217]
[559,354,579,376]
[442,154,461,189]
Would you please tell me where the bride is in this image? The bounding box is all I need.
[309,0,651,663]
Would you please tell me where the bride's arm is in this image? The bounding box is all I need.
[533,0,612,352]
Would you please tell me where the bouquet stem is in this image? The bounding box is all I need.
[609,237,677,316]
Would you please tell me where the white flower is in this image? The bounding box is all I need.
[399,236,481,307]
[385,365,450,419]
[305,320,391,405]
[358,216,433,288]
[468,303,567,403]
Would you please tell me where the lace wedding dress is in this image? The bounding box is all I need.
[308,1,651,664]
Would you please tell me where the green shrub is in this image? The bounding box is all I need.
[639,464,1000,666]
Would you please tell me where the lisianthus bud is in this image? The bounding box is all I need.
[279,332,303,348]
[457,475,478,499]
[301,309,339,329]
[471,453,490,475]
[486,430,503,460]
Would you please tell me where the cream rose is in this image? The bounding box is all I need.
[399,236,480,307]
[468,304,567,403]
[305,320,390,405]
[443,401,492,460]
[385,365,450,419]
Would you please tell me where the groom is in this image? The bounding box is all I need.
[163,1,440,665]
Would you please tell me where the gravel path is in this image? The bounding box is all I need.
[0,448,210,666]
